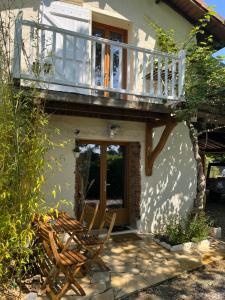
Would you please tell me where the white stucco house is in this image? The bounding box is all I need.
[10,0,225,233]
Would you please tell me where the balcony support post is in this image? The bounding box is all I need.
[145,121,177,176]
[178,50,186,100]
[13,11,23,80]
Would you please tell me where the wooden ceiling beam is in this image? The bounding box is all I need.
[145,119,171,127]
[204,139,225,149]
[45,100,175,123]
[37,88,173,114]
[200,149,225,153]
[145,123,153,176]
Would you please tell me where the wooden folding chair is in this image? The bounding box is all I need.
[37,224,88,300]
[59,202,99,250]
[55,202,98,234]
[75,210,117,271]
[79,202,99,233]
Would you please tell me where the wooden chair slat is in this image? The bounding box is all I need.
[79,202,99,233]
[60,251,85,265]
[59,254,73,266]
[75,210,116,272]
[36,221,88,299]
[35,205,112,298]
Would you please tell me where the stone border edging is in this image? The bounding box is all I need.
[153,238,211,252]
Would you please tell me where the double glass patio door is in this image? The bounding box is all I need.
[76,141,130,227]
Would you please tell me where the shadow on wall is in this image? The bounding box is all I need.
[140,124,197,233]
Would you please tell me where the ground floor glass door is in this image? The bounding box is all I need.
[105,145,129,225]
[76,141,129,226]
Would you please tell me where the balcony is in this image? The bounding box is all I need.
[13,13,186,105]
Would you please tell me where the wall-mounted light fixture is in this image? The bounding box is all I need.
[72,129,80,158]
[108,124,121,138]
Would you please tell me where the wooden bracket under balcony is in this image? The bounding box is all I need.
[145,120,177,176]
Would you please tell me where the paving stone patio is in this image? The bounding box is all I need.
[37,235,225,300]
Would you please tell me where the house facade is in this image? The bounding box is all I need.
[9,0,225,232]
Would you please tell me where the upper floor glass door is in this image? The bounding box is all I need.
[92,22,128,97]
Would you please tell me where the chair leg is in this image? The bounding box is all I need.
[56,281,70,300]
[95,247,109,271]
[46,286,56,300]
[41,264,56,290]
[70,280,86,296]
[68,272,86,296]
[46,278,82,300]
[94,257,110,271]
[86,246,109,271]
[46,276,71,300]
[80,261,91,275]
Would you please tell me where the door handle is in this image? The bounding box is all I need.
[104,73,107,81]
[104,181,110,192]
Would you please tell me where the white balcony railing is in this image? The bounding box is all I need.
[13,13,185,102]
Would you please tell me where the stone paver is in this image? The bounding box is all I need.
[36,237,225,300]
[92,288,114,300]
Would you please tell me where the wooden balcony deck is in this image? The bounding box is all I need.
[13,12,186,108]
[24,88,178,124]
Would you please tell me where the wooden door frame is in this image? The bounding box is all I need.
[92,22,128,94]
[77,139,130,225]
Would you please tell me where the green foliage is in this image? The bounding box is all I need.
[206,153,225,164]
[146,18,178,54]
[164,212,212,245]
[0,85,50,287]
[205,154,225,177]
[164,217,186,245]
[147,10,225,120]
[185,213,212,243]
[184,42,225,118]
[0,10,65,292]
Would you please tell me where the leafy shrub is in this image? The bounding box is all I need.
[185,212,212,243]
[0,10,58,291]
[164,217,186,245]
[163,212,212,246]
[0,86,49,287]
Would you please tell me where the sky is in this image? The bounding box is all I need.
[204,0,225,58]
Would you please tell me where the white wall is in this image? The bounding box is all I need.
[140,124,197,233]
[2,0,193,48]
[43,115,197,233]
[83,0,193,49]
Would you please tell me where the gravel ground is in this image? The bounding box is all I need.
[123,260,225,300]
